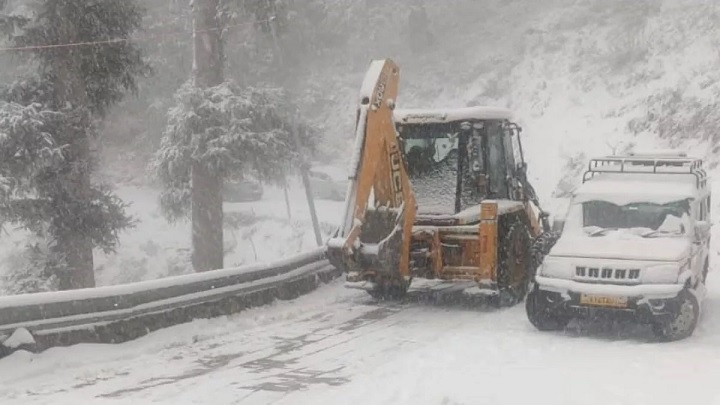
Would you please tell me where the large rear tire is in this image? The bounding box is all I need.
[494,218,533,307]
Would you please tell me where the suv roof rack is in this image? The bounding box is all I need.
[627,150,687,158]
[582,155,708,188]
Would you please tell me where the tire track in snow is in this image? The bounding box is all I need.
[91,298,407,399]
[5,278,720,404]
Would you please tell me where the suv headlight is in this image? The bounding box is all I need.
[539,257,573,279]
[640,262,685,284]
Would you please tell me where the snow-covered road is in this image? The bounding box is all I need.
[2,276,720,405]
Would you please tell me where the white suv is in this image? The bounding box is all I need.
[526,152,712,341]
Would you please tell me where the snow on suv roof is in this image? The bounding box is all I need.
[627,150,688,158]
[573,172,702,205]
[393,106,513,124]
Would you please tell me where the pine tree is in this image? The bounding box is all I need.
[99,0,192,175]
[152,0,316,272]
[0,0,150,290]
[152,75,316,270]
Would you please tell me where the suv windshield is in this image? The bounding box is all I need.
[578,199,691,237]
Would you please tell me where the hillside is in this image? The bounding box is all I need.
[303,0,720,210]
[100,0,720,199]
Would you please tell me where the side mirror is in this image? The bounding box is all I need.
[552,218,565,234]
[695,221,711,241]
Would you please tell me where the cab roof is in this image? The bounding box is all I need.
[393,106,513,125]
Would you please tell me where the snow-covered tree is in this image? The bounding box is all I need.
[0,232,61,295]
[152,81,315,262]
[0,0,150,290]
[152,0,315,273]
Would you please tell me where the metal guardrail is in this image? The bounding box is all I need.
[0,247,339,354]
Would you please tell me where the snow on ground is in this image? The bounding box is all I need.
[2,1,720,403]
[0,175,347,291]
[2,276,720,405]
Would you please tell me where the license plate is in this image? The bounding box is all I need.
[580,294,628,308]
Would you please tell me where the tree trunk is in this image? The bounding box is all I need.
[52,4,95,290]
[54,128,94,290]
[191,0,224,272]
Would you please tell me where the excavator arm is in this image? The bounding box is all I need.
[327,59,417,286]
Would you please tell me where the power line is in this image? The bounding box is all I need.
[0,17,275,52]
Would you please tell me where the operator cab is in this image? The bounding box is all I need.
[393,106,535,224]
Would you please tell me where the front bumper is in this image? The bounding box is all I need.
[535,276,683,298]
[535,276,685,322]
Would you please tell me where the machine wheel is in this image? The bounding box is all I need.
[525,287,571,331]
[494,218,533,307]
[652,289,699,342]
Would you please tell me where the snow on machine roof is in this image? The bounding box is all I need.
[393,106,514,124]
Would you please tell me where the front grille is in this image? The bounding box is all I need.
[576,266,640,283]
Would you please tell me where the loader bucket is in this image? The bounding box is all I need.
[327,207,405,279]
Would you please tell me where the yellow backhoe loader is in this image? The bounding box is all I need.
[327,59,554,306]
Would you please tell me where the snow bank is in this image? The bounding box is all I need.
[1,328,34,350]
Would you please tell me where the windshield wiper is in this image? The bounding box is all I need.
[640,230,682,238]
[584,227,615,237]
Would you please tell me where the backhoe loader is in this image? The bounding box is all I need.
[327,59,553,306]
